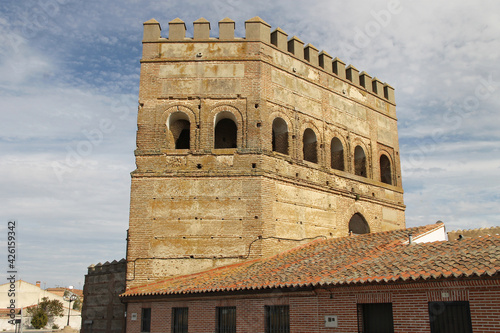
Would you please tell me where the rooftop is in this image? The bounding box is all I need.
[122,223,499,298]
[46,287,84,298]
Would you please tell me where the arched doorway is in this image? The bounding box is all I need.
[348,213,370,234]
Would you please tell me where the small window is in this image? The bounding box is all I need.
[141,308,151,332]
[172,307,188,333]
[380,154,392,185]
[214,112,237,149]
[349,213,370,235]
[357,303,394,333]
[168,112,190,149]
[331,137,344,171]
[265,305,289,333]
[216,306,236,333]
[428,301,472,333]
[303,128,317,163]
[272,118,288,155]
[354,145,367,177]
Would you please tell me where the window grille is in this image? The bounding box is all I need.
[265,305,289,333]
[428,301,472,333]
[141,308,151,332]
[172,307,188,333]
[216,306,236,333]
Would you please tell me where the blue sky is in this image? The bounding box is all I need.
[0,0,499,288]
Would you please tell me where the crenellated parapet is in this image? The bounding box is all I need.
[142,17,395,104]
[87,258,126,275]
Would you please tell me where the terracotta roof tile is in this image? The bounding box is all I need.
[121,223,500,297]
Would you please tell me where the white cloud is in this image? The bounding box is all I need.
[0,25,54,87]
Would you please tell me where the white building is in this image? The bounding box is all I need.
[0,280,81,331]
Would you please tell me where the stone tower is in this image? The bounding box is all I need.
[126,17,405,288]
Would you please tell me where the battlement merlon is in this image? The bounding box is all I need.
[87,259,127,274]
[141,17,396,104]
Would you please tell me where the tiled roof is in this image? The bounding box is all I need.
[121,224,500,297]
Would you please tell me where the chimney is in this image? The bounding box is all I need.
[36,281,41,288]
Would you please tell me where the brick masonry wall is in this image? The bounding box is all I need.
[127,21,406,287]
[81,260,127,333]
[124,278,500,333]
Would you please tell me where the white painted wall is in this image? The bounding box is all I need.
[0,280,65,308]
[0,280,81,330]
[414,224,447,243]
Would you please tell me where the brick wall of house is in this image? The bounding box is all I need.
[124,278,500,333]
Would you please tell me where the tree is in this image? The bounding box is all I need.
[30,310,48,329]
[27,297,64,328]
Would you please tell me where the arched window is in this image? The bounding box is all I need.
[168,112,190,149]
[354,145,367,177]
[331,137,344,171]
[272,118,288,155]
[303,128,317,163]
[380,154,392,185]
[349,213,370,234]
[214,112,237,149]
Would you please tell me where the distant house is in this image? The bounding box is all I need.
[0,280,81,331]
[120,223,500,333]
[448,226,500,240]
[46,286,84,300]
